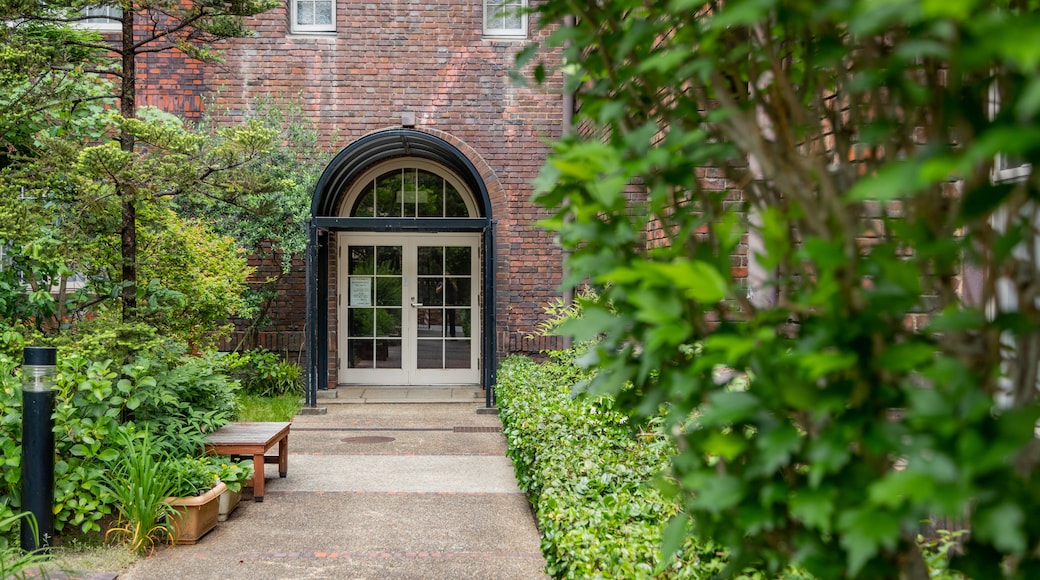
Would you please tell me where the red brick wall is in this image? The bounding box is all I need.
[174,1,569,360]
[97,17,208,119]
[137,49,206,119]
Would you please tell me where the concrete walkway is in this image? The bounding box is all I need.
[118,392,547,579]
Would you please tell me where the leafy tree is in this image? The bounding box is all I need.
[0,2,322,344]
[7,0,277,320]
[529,1,1040,578]
[0,5,110,166]
[0,106,278,340]
[182,95,332,349]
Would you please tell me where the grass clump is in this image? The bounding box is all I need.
[235,393,301,422]
[102,431,177,553]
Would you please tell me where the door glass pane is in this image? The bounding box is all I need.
[445,340,471,369]
[375,308,402,337]
[444,309,470,337]
[348,246,374,274]
[375,246,402,275]
[348,308,374,336]
[418,278,441,306]
[376,339,401,368]
[349,339,402,369]
[445,247,471,275]
[444,278,470,306]
[417,340,443,369]
[375,277,401,306]
[417,247,443,275]
[348,339,373,368]
[418,308,441,337]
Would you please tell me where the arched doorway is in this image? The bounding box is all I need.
[305,130,495,405]
[337,161,481,385]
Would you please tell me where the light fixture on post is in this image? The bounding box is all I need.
[21,346,56,552]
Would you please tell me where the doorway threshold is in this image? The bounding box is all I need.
[322,386,484,404]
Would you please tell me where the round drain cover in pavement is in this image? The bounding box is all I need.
[341,436,395,444]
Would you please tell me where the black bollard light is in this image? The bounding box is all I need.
[21,346,56,552]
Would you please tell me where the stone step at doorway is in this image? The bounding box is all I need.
[316,386,485,404]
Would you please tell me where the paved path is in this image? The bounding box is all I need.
[118,394,547,579]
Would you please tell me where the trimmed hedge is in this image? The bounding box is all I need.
[496,354,725,579]
[497,352,964,580]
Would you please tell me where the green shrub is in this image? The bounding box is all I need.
[128,352,239,456]
[0,353,125,543]
[225,348,303,397]
[499,352,966,580]
[0,332,240,545]
[497,354,725,579]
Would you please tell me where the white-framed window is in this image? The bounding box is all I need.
[994,152,1032,183]
[291,0,335,33]
[79,5,122,31]
[484,0,527,39]
[987,76,1038,408]
[989,80,1032,184]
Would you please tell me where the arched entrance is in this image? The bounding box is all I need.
[305,130,495,407]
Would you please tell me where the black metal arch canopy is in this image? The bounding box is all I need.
[311,129,493,219]
[305,129,497,409]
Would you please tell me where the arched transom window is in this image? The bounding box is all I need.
[343,160,477,218]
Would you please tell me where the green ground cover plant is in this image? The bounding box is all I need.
[0,323,248,552]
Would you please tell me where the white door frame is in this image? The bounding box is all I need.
[337,232,481,386]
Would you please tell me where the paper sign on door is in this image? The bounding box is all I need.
[349,277,372,307]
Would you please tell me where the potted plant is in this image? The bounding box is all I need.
[208,456,253,521]
[165,456,226,545]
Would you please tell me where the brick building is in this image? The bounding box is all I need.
[122,0,568,402]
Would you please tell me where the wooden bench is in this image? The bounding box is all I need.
[204,422,291,502]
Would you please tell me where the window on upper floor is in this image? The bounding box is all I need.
[989,79,1032,184]
[79,5,122,31]
[986,75,1037,408]
[484,0,527,39]
[291,0,335,33]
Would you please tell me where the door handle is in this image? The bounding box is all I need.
[411,299,423,308]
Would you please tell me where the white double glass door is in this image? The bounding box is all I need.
[337,233,480,385]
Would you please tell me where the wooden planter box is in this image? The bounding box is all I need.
[167,481,227,545]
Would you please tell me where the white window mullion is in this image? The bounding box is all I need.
[292,0,335,33]
[483,0,527,39]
